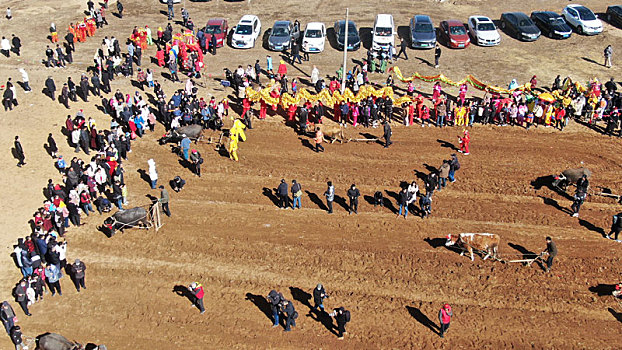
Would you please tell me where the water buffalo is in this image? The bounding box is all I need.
[103,207,149,236]
[37,333,83,350]
[552,167,591,191]
[159,124,204,144]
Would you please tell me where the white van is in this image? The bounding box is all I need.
[372,14,395,52]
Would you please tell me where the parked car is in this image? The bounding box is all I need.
[562,4,603,35]
[231,15,261,49]
[409,15,436,49]
[439,20,470,48]
[334,20,361,51]
[302,22,326,53]
[606,5,622,28]
[268,20,294,51]
[467,16,501,46]
[372,14,395,52]
[203,18,228,48]
[500,12,541,41]
[160,0,181,3]
[530,11,573,39]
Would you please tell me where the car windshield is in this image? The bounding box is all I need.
[518,19,530,27]
[272,27,290,37]
[549,17,565,25]
[414,23,434,33]
[205,25,222,35]
[449,25,466,35]
[477,23,496,31]
[576,7,596,20]
[375,27,392,36]
[339,23,358,36]
[235,24,252,35]
[305,29,322,38]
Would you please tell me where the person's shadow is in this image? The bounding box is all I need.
[578,219,606,238]
[172,285,194,305]
[538,196,572,215]
[289,286,337,336]
[384,190,399,214]
[289,287,312,308]
[405,305,439,335]
[305,190,326,210]
[589,284,617,296]
[137,169,152,187]
[333,195,350,211]
[437,139,458,151]
[245,292,273,322]
[299,137,315,151]
[609,308,622,323]
[262,187,279,207]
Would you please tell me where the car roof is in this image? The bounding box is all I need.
[503,12,530,19]
[306,22,324,30]
[207,18,226,25]
[470,16,493,23]
[239,15,257,23]
[414,15,432,23]
[444,19,464,26]
[335,19,356,26]
[566,4,588,10]
[274,20,291,27]
[532,11,560,18]
[375,14,393,25]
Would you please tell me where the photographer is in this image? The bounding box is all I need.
[267,290,283,327]
[188,282,205,314]
[312,284,328,313]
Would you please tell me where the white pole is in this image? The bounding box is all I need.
[340,8,349,94]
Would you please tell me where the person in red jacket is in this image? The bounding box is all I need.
[458,129,470,155]
[438,303,452,338]
[189,282,205,314]
[555,107,566,131]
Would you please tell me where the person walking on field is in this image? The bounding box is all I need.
[314,127,324,153]
[329,307,350,339]
[277,179,289,209]
[383,120,392,148]
[541,236,557,273]
[148,159,158,189]
[281,300,297,332]
[116,0,123,18]
[398,186,408,219]
[158,185,171,216]
[189,282,205,314]
[324,181,334,214]
[395,37,408,60]
[347,184,360,215]
[13,136,25,167]
[70,259,86,292]
[291,180,302,210]
[607,212,622,242]
[312,283,328,313]
[438,303,452,338]
[604,45,613,68]
[434,43,441,68]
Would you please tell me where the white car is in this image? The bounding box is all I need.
[231,15,261,49]
[468,16,501,46]
[302,22,326,53]
[372,14,395,52]
[562,5,603,35]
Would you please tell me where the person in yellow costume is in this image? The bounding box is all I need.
[231,118,246,142]
[228,133,239,162]
[544,104,553,126]
[456,106,466,126]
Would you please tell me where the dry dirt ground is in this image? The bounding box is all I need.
[0,0,621,348]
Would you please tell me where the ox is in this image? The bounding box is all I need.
[36,333,83,350]
[103,207,149,236]
[552,167,591,192]
[445,233,500,261]
[319,124,346,144]
[159,124,204,145]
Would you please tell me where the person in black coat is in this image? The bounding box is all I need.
[10,34,20,56]
[383,121,392,148]
[398,186,409,218]
[45,76,56,101]
[80,75,89,102]
[14,136,25,167]
[91,73,101,97]
[79,127,90,155]
[312,284,327,312]
[281,300,297,332]
[210,34,217,55]
[2,86,13,111]
[277,179,289,209]
[47,133,58,158]
[347,184,360,214]
[329,307,350,339]
[116,0,123,18]
[291,42,302,64]
[67,77,77,101]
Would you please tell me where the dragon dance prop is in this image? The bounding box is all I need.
[243,66,600,109]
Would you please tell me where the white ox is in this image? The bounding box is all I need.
[445,233,500,261]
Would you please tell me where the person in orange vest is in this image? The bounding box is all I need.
[155,46,165,67]
[458,129,470,155]
[438,303,453,338]
[50,23,59,43]
[314,126,324,153]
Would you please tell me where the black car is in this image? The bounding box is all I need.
[607,5,622,28]
[500,12,541,41]
[333,20,361,51]
[531,11,573,39]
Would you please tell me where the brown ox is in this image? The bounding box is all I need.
[318,124,346,144]
[445,233,500,261]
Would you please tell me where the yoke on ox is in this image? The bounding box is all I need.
[445,233,500,261]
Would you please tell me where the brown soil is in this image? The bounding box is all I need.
[0,0,621,349]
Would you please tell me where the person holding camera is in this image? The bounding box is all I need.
[281,300,297,332]
[189,282,205,314]
[312,284,328,313]
[267,290,284,327]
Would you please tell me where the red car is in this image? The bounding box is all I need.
[204,18,228,48]
[439,20,470,48]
